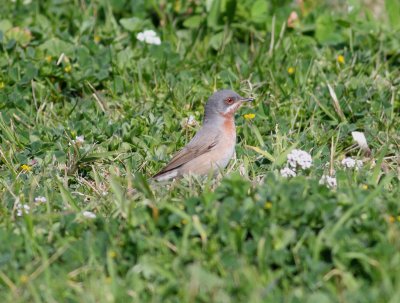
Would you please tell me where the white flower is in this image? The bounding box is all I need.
[34,196,47,203]
[181,115,197,127]
[280,167,297,178]
[187,115,196,126]
[341,157,363,170]
[136,30,161,45]
[287,149,312,170]
[341,157,356,168]
[71,135,84,146]
[351,131,369,152]
[319,175,337,189]
[16,202,30,216]
[82,211,96,219]
[75,135,84,144]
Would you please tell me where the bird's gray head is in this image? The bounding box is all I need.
[204,89,254,122]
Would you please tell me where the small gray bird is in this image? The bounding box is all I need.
[153,89,254,181]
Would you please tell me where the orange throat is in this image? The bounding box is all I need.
[222,115,236,138]
[219,103,241,137]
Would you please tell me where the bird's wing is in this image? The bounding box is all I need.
[153,130,219,178]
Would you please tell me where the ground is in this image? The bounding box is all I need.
[0,0,399,302]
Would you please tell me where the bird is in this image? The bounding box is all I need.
[153,89,254,181]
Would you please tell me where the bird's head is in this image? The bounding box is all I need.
[204,89,254,121]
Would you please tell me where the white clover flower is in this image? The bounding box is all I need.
[341,157,356,168]
[34,196,47,203]
[16,202,30,216]
[136,30,161,45]
[181,115,197,128]
[287,149,312,170]
[71,135,84,146]
[355,160,363,170]
[82,211,96,219]
[319,175,337,189]
[280,167,297,178]
[187,115,196,126]
[341,157,363,170]
[75,135,84,144]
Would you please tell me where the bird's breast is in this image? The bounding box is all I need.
[215,117,236,167]
[222,117,236,143]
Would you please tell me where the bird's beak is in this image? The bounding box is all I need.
[239,97,254,102]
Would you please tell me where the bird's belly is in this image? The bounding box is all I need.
[215,143,235,169]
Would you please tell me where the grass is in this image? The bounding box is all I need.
[0,0,399,302]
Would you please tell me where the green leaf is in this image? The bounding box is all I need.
[0,20,12,33]
[369,146,388,185]
[188,264,223,289]
[245,145,275,162]
[192,215,207,246]
[39,38,74,56]
[80,151,124,163]
[133,172,154,200]
[5,27,32,47]
[58,180,79,211]
[251,0,269,23]
[207,0,221,28]
[315,14,345,45]
[120,17,143,32]
[110,175,125,205]
[385,0,400,29]
[183,15,204,28]
[208,31,225,50]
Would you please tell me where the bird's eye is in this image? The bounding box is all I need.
[225,97,234,105]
